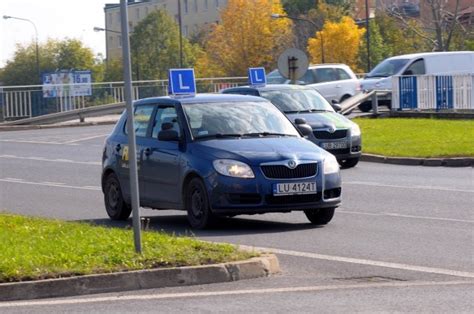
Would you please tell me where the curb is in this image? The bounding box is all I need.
[361,153,474,167]
[0,254,279,302]
[0,120,117,132]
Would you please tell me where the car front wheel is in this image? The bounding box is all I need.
[304,208,335,225]
[185,178,215,229]
[104,173,132,220]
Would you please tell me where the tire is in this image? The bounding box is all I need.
[185,178,215,229]
[304,208,336,225]
[358,101,372,112]
[340,94,351,103]
[104,173,132,220]
[338,157,359,169]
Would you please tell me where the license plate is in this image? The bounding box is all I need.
[273,182,317,196]
[321,141,347,150]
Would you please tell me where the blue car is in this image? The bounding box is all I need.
[102,94,341,229]
[221,85,362,168]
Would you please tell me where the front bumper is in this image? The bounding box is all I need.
[205,166,341,215]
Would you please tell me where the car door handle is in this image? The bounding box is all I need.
[115,144,121,152]
[336,85,341,88]
[144,148,152,156]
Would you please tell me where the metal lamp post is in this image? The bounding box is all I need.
[271,13,325,63]
[3,15,40,83]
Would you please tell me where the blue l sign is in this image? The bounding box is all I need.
[248,67,266,87]
[168,68,196,96]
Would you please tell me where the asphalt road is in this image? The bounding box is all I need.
[0,125,473,313]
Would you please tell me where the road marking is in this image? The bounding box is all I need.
[344,181,474,193]
[0,280,471,308]
[338,210,474,224]
[0,155,101,166]
[0,179,101,191]
[0,139,78,145]
[245,246,474,279]
[4,177,24,182]
[63,134,109,144]
[40,182,65,186]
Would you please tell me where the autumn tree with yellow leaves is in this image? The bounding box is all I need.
[307,16,365,71]
[195,0,293,77]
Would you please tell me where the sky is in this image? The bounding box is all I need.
[1,0,118,67]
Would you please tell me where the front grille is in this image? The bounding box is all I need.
[227,193,261,205]
[261,163,317,179]
[314,129,347,139]
[266,193,321,205]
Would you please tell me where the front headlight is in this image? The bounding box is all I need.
[213,159,255,178]
[351,123,361,137]
[323,154,340,174]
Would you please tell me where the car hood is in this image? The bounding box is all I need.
[286,112,351,130]
[192,137,326,166]
[360,77,392,91]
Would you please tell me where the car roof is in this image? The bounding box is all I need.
[134,93,268,106]
[223,84,313,92]
[386,51,474,61]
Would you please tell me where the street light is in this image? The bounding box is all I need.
[94,26,140,80]
[271,13,325,63]
[3,15,40,83]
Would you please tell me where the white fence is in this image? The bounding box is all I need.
[392,74,474,110]
[0,77,246,121]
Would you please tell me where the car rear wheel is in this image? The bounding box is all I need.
[185,178,215,229]
[104,173,132,220]
[339,157,359,169]
[304,208,335,225]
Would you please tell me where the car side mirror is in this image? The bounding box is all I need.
[331,100,342,112]
[404,70,413,76]
[158,129,179,141]
[294,118,307,125]
[297,124,313,136]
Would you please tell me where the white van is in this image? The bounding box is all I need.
[359,51,474,111]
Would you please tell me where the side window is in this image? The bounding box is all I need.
[336,68,351,80]
[152,107,181,139]
[403,59,425,75]
[125,105,155,137]
[314,68,337,83]
[298,70,315,84]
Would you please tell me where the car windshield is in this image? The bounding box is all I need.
[366,59,409,78]
[260,89,334,113]
[183,101,300,139]
[267,70,288,84]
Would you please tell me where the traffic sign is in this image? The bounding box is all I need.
[168,68,196,96]
[248,67,266,87]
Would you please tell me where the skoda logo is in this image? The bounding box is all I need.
[328,126,336,134]
[287,160,297,169]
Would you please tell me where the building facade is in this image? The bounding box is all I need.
[104,0,228,60]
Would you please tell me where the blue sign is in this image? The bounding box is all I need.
[168,68,196,96]
[248,67,266,87]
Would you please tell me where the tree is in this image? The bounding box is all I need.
[0,39,100,86]
[196,0,293,77]
[130,9,201,80]
[281,0,317,16]
[307,16,365,71]
[381,0,471,51]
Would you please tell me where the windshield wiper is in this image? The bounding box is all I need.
[285,109,328,114]
[243,132,296,137]
[194,133,242,140]
[365,74,388,78]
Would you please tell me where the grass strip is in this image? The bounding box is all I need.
[0,213,256,283]
[353,118,474,158]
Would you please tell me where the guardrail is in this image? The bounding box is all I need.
[392,74,474,110]
[0,77,247,122]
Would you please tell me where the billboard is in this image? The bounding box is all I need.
[42,70,92,98]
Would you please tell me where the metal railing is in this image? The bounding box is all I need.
[0,77,247,121]
[392,74,474,111]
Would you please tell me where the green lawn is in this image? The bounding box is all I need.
[353,118,474,158]
[0,213,256,283]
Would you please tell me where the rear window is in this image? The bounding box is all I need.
[124,105,155,137]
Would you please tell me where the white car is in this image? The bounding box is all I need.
[267,64,361,104]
